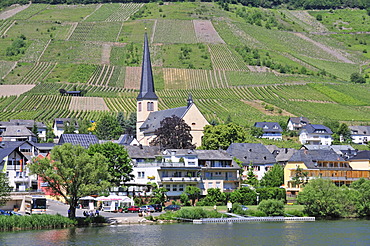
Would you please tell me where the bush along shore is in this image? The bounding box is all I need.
[155,207,224,221]
[0,214,76,231]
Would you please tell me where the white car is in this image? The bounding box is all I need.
[139,205,155,212]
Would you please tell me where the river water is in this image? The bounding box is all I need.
[1,220,370,246]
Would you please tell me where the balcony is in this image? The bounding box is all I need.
[13,176,30,182]
[161,177,200,183]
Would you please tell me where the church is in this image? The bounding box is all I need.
[136,34,209,147]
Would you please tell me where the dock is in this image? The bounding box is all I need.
[191,216,315,224]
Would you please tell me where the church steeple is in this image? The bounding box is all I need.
[187,93,193,108]
[137,33,158,100]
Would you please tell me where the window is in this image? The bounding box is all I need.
[216,182,221,188]
[138,102,142,112]
[188,162,195,165]
[214,172,222,176]
[166,185,171,191]
[147,102,154,111]
[179,184,184,191]
[137,171,145,179]
[172,185,177,191]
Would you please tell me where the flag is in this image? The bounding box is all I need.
[20,159,23,172]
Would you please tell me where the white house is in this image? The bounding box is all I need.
[287,117,309,131]
[349,126,370,145]
[299,124,333,145]
[254,122,283,140]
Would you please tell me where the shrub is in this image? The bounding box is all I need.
[258,199,285,216]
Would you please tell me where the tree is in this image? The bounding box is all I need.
[150,115,195,149]
[337,123,352,143]
[87,142,133,187]
[291,166,309,187]
[117,112,126,133]
[45,124,55,143]
[31,123,40,143]
[29,143,111,218]
[201,123,248,150]
[229,187,257,205]
[125,113,137,136]
[350,178,370,217]
[258,199,285,216]
[95,114,123,140]
[78,119,92,134]
[180,192,190,206]
[350,72,366,84]
[260,164,284,187]
[244,163,259,188]
[185,186,201,206]
[250,126,264,138]
[201,188,227,205]
[63,119,76,134]
[0,173,11,206]
[297,178,343,218]
[151,187,168,206]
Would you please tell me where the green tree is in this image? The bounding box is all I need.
[350,72,366,84]
[78,119,92,134]
[201,123,248,150]
[258,199,285,216]
[230,187,257,205]
[244,163,259,188]
[350,178,370,217]
[180,192,190,206]
[31,123,40,143]
[201,188,227,205]
[45,124,56,143]
[0,173,11,206]
[297,178,343,218]
[117,112,126,133]
[87,142,133,187]
[260,164,284,187]
[125,113,137,136]
[150,115,195,149]
[291,166,309,187]
[63,119,76,134]
[96,114,123,140]
[151,187,168,206]
[337,123,352,143]
[256,187,286,202]
[29,143,110,218]
[185,186,201,206]
[250,126,264,138]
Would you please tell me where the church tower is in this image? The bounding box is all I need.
[136,33,158,142]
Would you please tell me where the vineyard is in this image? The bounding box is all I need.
[0,2,369,126]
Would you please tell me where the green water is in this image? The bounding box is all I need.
[1,220,369,246]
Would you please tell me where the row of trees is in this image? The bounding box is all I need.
[298,178,370,218]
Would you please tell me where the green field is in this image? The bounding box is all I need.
[0,2,369,127]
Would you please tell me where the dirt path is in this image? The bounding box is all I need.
[294,33,354,64]
[0,4,30,20]
[242,99,295,117]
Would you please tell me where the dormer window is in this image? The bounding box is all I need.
[273,125,278,129]
[263,125,268,129]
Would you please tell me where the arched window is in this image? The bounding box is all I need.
[147,102,154,111]
[138,102,142,112]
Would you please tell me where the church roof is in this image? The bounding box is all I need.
[137,33,158,100]
[140,106,189,134]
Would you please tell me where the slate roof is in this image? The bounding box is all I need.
[288,117,309,125]
[140,106,189,134]
[0,120,46,128]
[195,149,233,161]
[54,118,79,129]
[349,150,370,161]
[226,143,276,165]
[58,134,99,148]
[163,149,196,156]
[33,142,55,150]
[0,147,16,161]
[254,122,282,133]
[0,141,24,149]
[288,149,349,169]
[124,145,161,159]
[265,145,297,163]
[301,124,333,134]
[116,134,135,145]
[2,126,35,137]
[349,125,370,135]
[137,33,158,100]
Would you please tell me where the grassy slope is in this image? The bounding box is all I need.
[0,2,369,127]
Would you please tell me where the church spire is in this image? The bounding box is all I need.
[137,33,158,100]
[187,93,193,108]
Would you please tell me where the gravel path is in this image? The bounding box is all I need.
[0,4,31,20]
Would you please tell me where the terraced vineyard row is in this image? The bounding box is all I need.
[0,20,14,36]
[163,68,229,90]
[105,3,144,22]
[208,44,248,71]
[18,62,55,84]
[153,20,197,44]
[87,65,115,86]
[0,61,16,79]
[104,97,136,112]
[69,22,121,42]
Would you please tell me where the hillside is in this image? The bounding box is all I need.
[0,2,369,127]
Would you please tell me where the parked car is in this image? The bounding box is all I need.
[0,210,10,216]
[151,204,163,212]
[139,205,155,213]
[7,211,22,216]
[127,206,140,213]
[164,205,181,211]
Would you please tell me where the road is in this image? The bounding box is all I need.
[46,199,163,219]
